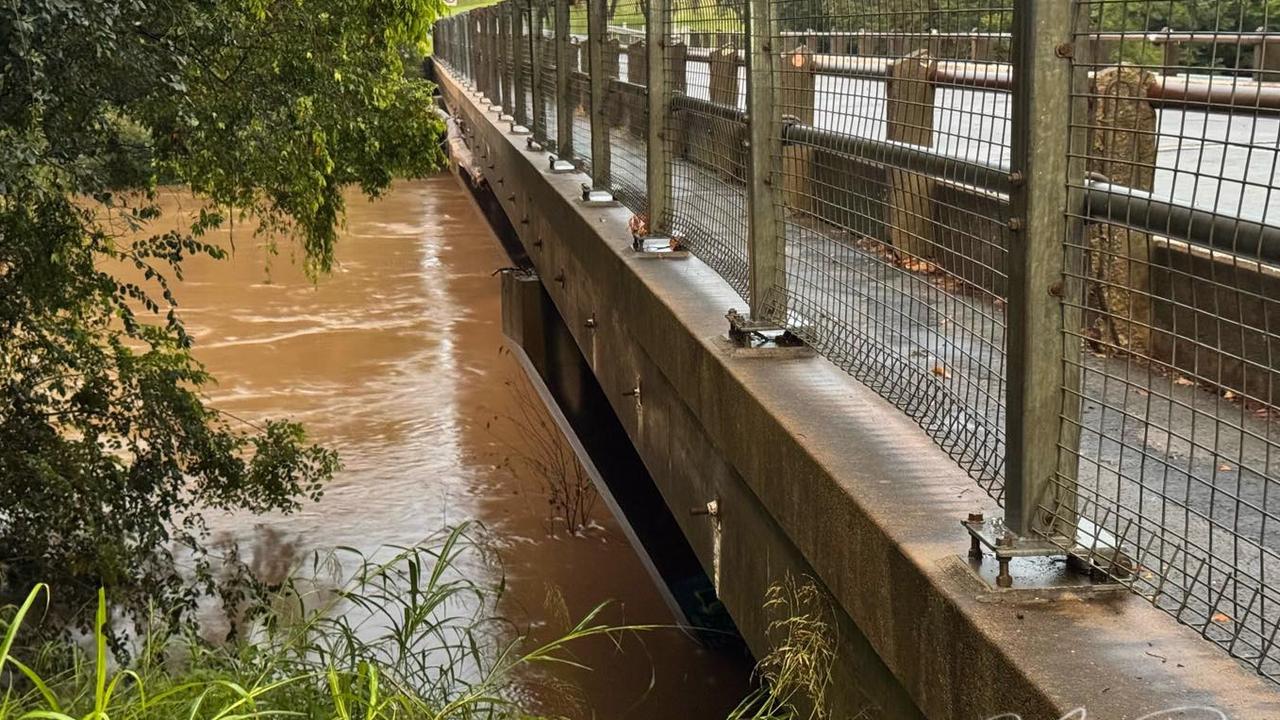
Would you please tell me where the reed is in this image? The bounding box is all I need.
[0,529,840,719]
[0,525,639,719]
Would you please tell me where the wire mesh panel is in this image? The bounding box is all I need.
[535,0,560,151]
[765,0,1015,499]
[664,0,749,295]
[1055,0,1280,681]
[608,0,650,214]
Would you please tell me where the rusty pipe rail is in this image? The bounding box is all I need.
[683,48,1280,110]
[776,29,1274,45]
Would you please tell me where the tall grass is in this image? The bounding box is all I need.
[0,530,845,719]
[0,526,639,719]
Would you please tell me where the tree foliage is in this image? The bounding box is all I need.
[783,0,1280,65]
[0,0,448,630]
[1094,0,1280,67]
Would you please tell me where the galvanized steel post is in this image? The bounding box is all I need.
[555,0,574,159]
[474,12,486,96]
[530,0,547,139]
[498,4,513,113]
[746,0,783,319]
[646,0,672,233]
[488,8,501,105]
[1005,0,1084,541]
[586,0,612,191]
[512,0,529,128]
[467,13,478,86]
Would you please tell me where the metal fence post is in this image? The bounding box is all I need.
[555,0,574,161]
[530,0,547,141]
[474,13,486,96]
[512,0,530,130]
[488,8,502,107]
[586,0,612,195]
[467,14,478,87]
[480,9,491,100]
[746,0,783,319]
[499,4,514,116]
[1005,0,1084,542]
[646,0,672,234]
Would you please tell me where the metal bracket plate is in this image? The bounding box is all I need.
[725,308,807,351]
[963,516,1072,559]
[580,185,619,206]
[962,514,1133,589]
[631,235,689,258]
[548,155,576,173]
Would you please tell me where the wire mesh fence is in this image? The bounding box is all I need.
[664,0,750,296]
[608,0,650,214]
[433,0,1280,682]
[569,4,594,170]
[765,0,1014,500]
[536,0,559,151]
[1047,0,1280,682]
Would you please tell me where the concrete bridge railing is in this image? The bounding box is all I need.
[434,0,1280,696]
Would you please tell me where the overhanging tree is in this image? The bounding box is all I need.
[0,0,448,630]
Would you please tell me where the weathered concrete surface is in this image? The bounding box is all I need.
[436,63,1280,719]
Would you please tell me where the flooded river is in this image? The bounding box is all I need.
[160,175,751,718]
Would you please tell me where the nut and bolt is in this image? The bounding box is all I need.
[1007,217,1025,232]
[966,512,985,560]
[996,558,1013,588]
[1055,42,1074,59]
[585,313,597,329]
[1048,280,1064,297]
[690,499,720,517]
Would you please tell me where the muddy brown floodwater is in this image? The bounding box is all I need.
[159,174,752,718]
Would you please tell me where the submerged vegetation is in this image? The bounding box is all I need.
[0,528,638,719]
[488,353,599,537]
[0,528,840,720]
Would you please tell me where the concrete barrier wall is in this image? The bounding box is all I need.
[1151,244,1280,402]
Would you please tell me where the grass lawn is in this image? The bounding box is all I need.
[439,0,739,38]
[446,0,506,14]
